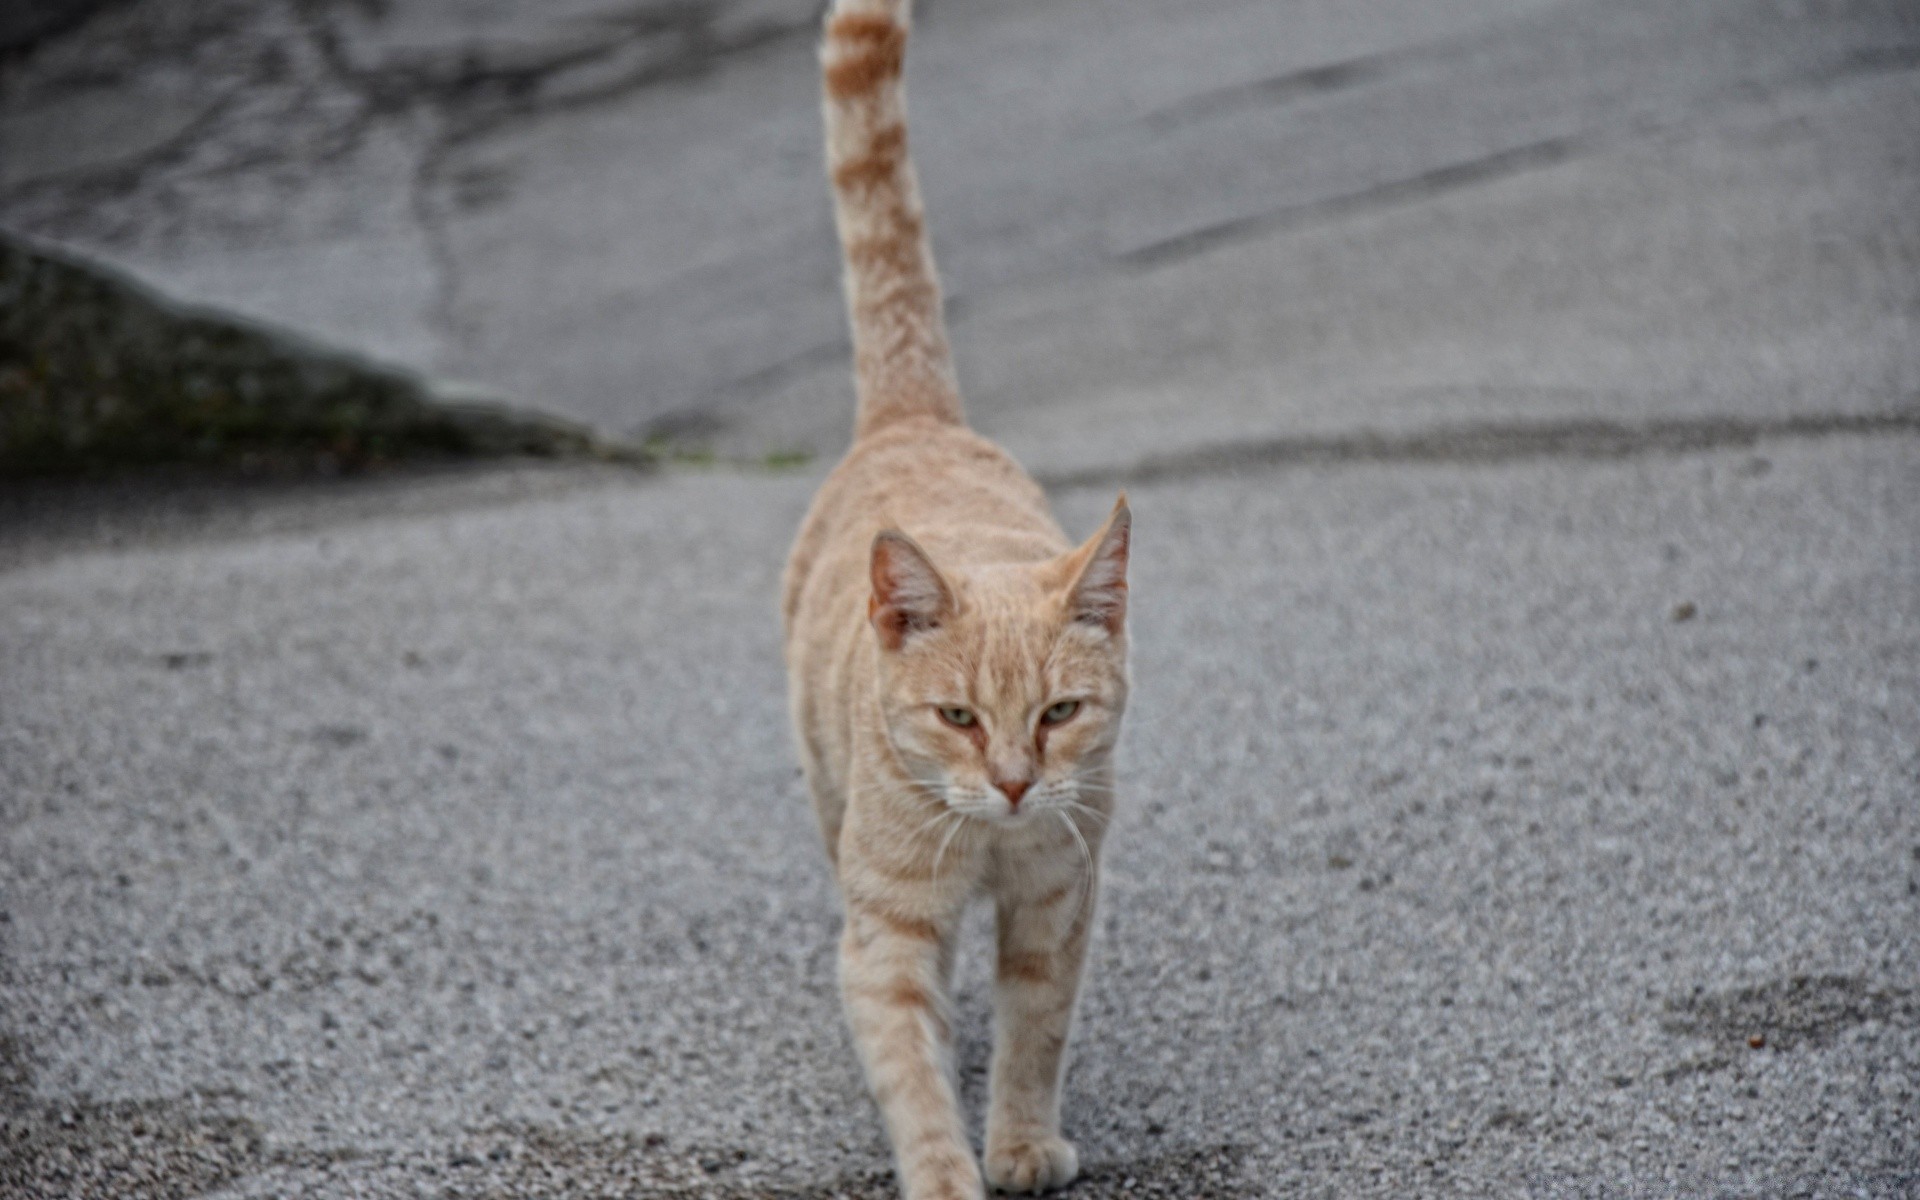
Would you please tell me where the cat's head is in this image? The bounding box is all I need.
[868,497,1130,826]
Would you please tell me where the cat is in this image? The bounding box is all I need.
[780,1,1132,1197]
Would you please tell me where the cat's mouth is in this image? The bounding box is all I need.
[949,787,1099,833]
[937,789,1034,827]
[975,803,1041,828]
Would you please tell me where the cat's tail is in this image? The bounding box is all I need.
[822,0,964,440]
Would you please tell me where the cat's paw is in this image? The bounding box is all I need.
[906,1146,986,1200]
[984,1135,1078,1193]
[913,1178,985,1200]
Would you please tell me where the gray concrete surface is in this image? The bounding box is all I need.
[4,0,1915,451]
[4,0,1920,1197]
[3,437,1917,1198]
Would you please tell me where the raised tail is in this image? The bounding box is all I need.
[822,0,964,440]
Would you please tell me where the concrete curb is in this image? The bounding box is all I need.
[0,232,618,477]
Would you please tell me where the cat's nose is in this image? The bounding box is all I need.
[994,778,1032,809]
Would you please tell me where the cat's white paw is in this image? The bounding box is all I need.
[984,1135,1078,1193]
[906,1145,986,1200]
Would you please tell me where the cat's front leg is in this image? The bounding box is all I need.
[841,902,981,1200]
[983,861,1097,1193]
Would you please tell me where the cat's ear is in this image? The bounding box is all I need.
[1062,494,1131,635]
[870,530,955,651]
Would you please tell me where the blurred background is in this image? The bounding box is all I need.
[5,0,1914,472]
[2,2,1917,1198]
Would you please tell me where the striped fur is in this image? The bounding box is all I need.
[785,4,1134,1198]
[822,0,963,439]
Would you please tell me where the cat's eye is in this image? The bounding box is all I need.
[938,707,977,729]
[1040,700,1080,726]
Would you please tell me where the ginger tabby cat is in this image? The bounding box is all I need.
[782,2,1131,1197]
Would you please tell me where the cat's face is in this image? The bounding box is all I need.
[869,502,1129,826]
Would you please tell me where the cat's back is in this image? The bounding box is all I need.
[782,416,1065,644]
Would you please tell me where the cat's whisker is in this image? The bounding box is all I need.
[1054,810,1098,920]
[894,775,960,833]
[921,781,962,808]
[1065,785,1117,807]
[906,806,957,850]
[1058,800,1110,825]
[931,810,969,883]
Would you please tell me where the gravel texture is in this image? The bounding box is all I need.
[2,1,1917,1196]
[2,431,1915,1197]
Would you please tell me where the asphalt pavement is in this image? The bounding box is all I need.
[3,0,1918,1197]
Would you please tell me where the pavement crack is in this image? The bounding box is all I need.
[1120,135,1584,269]
[1038,409,1920,489]
[1135,0,1582,135]
[1118,36,1920,272]
[278,0,821,361]
[283,0,459,352]
[408,125,467,353]
[0,0,123,62]
[446,8,811,137]
[0,84,244,220]
[297,0,815,149]
[641,337,854,442]
[1834,44,1920,80]
[1142,54,1393,131]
